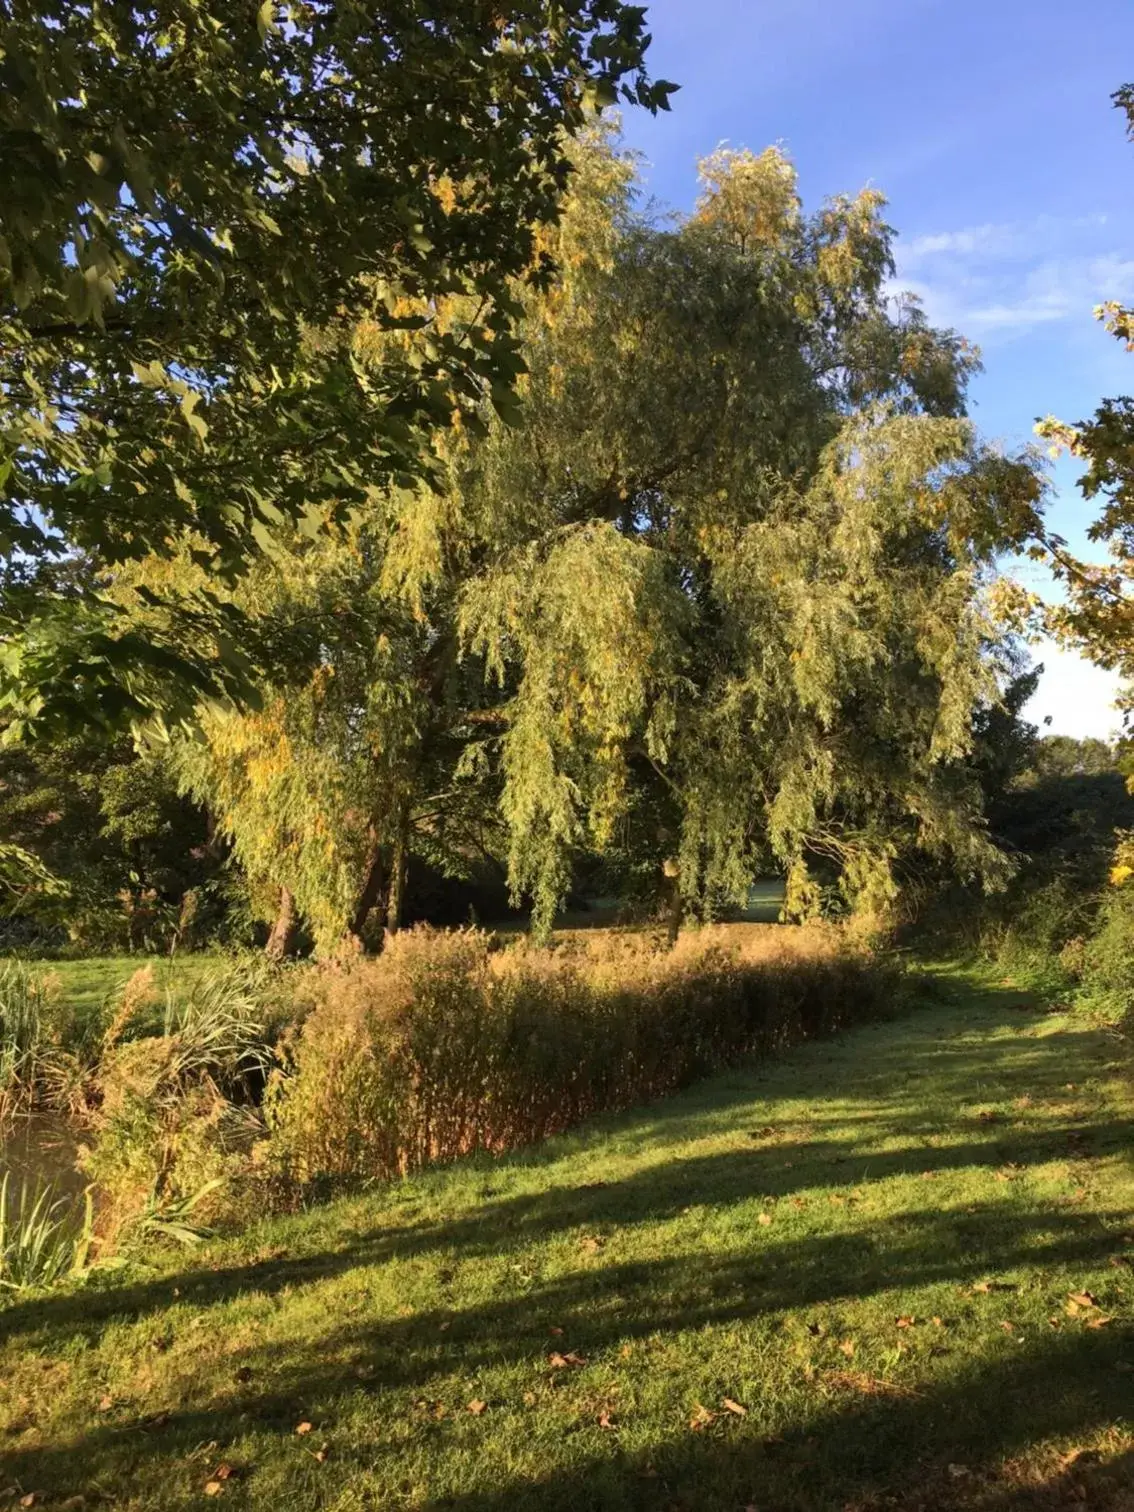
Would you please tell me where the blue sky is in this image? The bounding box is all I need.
[618,0,1134,739]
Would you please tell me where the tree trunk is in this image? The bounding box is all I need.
[663,857,682,947]
[349,840,388,943]
[385,815,409,936]
[266,885,297,960]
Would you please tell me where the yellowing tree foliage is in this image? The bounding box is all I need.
[132,135,1043,949]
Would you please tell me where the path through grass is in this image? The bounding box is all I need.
[1,967,1131,1510]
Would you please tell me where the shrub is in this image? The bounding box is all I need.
[0,1173,94,1291]
[80,960,280,1240]
[0,961,68,1123]
[1078,883,1134,1026]
[268,923,898,1185]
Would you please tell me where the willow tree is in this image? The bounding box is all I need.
[454,143,1044,931]
[129,136,1043,949]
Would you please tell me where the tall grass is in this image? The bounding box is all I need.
[0,1172,93,1291]
[80,959,281,1243]
[268,923,899,1184]
[0,961,63,1123]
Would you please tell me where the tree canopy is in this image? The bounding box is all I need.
[1035,85,1134,717]
[109,135,1047,950]
[0,0,673,729]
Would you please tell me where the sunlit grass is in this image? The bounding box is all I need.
[0,967,1130,1510]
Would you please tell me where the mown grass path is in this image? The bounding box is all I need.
[2,968,1132,1510]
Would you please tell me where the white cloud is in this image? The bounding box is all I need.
[888,214,1134,339]
[899,213,1108,273]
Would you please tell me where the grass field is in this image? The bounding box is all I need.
[1,966,1131,1510]
[15,954,226,1029]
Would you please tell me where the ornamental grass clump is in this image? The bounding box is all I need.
[268,923,897,1184]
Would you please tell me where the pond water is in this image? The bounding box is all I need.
[0,1113,87,1207]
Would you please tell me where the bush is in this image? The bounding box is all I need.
[1078,883,1134,1026]
[267,923,898,1185]
[0,961,71,1123]
[80,960,282,1240]
[0,1173,94,1291]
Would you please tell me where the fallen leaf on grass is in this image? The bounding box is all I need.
[721,1397,748,1416]
[548,1352,586,1369]
[1087,1316,1114,1329]
[312,1446,328,1464]
[1068,1291,1098,1309]
[204,1484,223,1499]
[598,1410,617,1429]
[757,1213,773,1227]
[467,1400,487,1416]
[549,1326,564,1336]
[414,1399,447,1419]
[972,1280,1016,1295]
[580,1236,604,1253]
[689,1403,716,1429]
[838,1339,855,1358]
[97,1395,113,1412]
[211,1465,236,1483]
[895,1316,915,1329]
[295,1421,313,1435]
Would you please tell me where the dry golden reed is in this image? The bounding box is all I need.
[268,923,897,1185]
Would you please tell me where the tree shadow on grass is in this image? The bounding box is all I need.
[0,987,1126,1353]
[4,1201,1131,1508]
[3,977,1130,1507]
[0,1098,1125,1354]
[421,1330,1134,1512]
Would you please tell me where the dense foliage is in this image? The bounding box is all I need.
[1035,85,1134,712]
[99,137,1045,950]
[0,732,223,949]
[0,0,673,728]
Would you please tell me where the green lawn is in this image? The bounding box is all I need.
[2,967,1132,1510]
[17,954,226,1033]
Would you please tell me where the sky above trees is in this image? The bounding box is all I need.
[621,0,1134,738]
